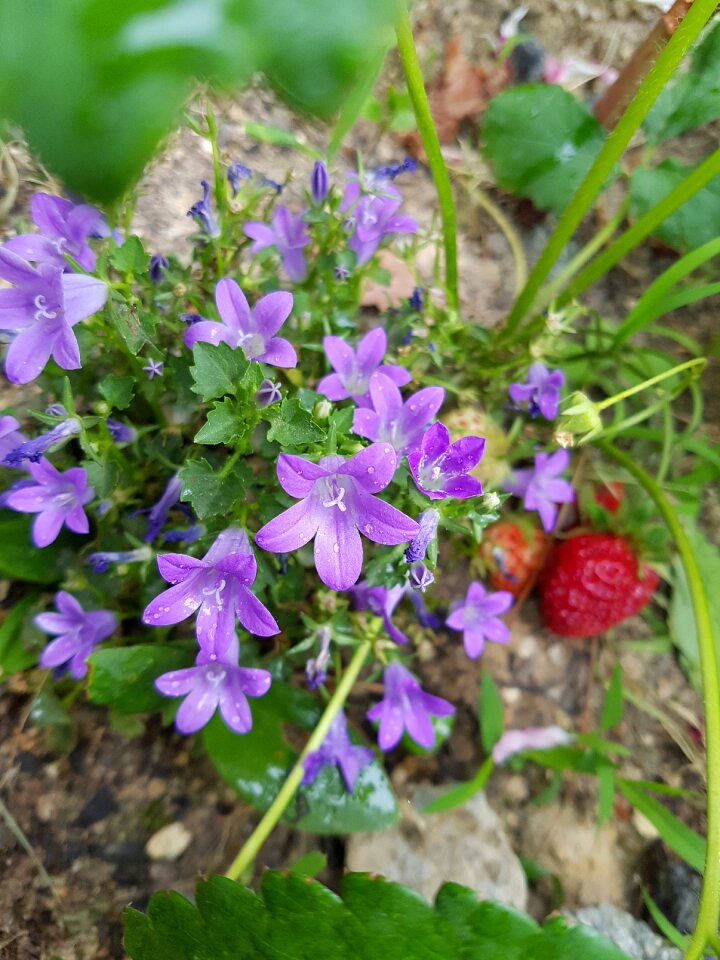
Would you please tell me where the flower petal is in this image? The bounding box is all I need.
[323,336,355,377]
[33,508,66,547]
[399,386,445,446]
[314,511,363,591]
[342,442,397,493]
[442,476,483,499]
[218,676,253,733]
[233,584,280,637]
[51,323,81,370]
[463,629,486,658]
[252,291,293,339]
[183,320,233,349]
[276,453,328,498]
[255,336,297,368]
[0,247,40,285]
[64,504,89,534]
[316,373,349,401]
[255,499,319,554]
[351,407,380,441]
[175,683,218,734]
[143,580,203,625]
[420,421,450,462]
[195,594,237,660]
[356,328,386,375]
[368,372,403,422]
[61,274,107,325]
[379,363,412,388]
[215,278,251,334]
[5,323,55,384]
[157,553,207,584]
[155,666,199,696]
[243,222,276,251]
[351,490,419,545]
[404,699,436,749]
[40,634,81,669]
[3,234,60,264]
[0,288,34,331]
[35,612,72,634]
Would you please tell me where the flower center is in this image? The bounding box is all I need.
[322,478,347,512]
[202,577,227,609]
[236,331,266,359]
[34,294,58,322]
[204,664,227,684]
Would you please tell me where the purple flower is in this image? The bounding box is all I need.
[446,581,514,659]
[503,449,575,532]
[106,418,137,444]
[5,460,93,547]
[366,158,417,185]
[508,363,565,420]
[0,416,27,468]
[143,528,279,658]
[137,474,182,542]
[311,161,329,204]
[409,561,434,592]
[404,509,440,563]
[155,641,271,735]
[255,378,282,408]
[259,176,283,194]
[179,312,204,326]
[410,590,443,629]
[255,445,419,592]
[184,280,297,369]
[187,180,220,238]
[305,626,332,690]
[316,329,411,405]
[162,523,205,544]
[366,662,454,751]
[407,422,484,500]
[352,582,409,645]
[142,358,164,379]
[492,726,572,765]
[88,546,152,573]
[35,591,116,679]
[3,193,107,272]
[352,372,445,455]
[0,249,107,384]
[341,181,417,265]
[227,162,252,195]
[408,287,423,311]
[2,417,81,467]
[334,265,351,281]
[149,254,169,283]
[244,206,309,282]
[302,712,374,792]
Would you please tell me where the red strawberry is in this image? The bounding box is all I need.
[481,521,548,597]
[539,533,659,638]
[594,481,624,514]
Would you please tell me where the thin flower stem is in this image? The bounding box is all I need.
[595,357,706,411]
[503,0,720,336]
[225,640,371,882]
[595,440,720,960]
[464,179,527,297]
[395,5,459,312]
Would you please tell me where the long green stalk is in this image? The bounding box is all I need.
[225,641,371,881]
[503,0,720,335]
[395,5,459,312]
[596,440,720,960]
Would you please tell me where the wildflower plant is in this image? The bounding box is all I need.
[1,0,719,957]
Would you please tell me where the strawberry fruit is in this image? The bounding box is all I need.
[539,533,659,638]
[481,521,548,597]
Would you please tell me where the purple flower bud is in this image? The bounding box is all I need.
[88,546,152,573]
[136,474,182,542]
[45,404,68,417]
[311,161,329,203]
[409,561,434,592]
[368,157,418,186]
[142,358,164,379]
[255,378,282,408]
[227,162,252,195]
[149,254,169,283]
[178,312,204,326]
[410,591,443,629]
[162,523,205,544]
[2,417,81,467]
[106,418,136,444]
[408,287,423,311]
[405,509,440,563]
[259,176,283,194]
[187,180,220,238]
[305,625,332,690]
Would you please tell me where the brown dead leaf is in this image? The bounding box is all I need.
[361,249,415,310]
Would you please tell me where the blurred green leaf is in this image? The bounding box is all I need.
[99,374,135,411]
[0,514,66,583]
[178,457,249,519]
[266,398,326,448]
[0,593,41,676]
[617,779,705,872]
[109,235,149,275]
[87,644,192,713]
[600,664,623,731]
[479,669,504,753]
[629,159,720,251]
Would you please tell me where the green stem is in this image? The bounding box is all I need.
[328,44,389,161]
[395,5,459,312]
[225,641,371,882]
[503,0,720,336]
[596,357,706,410]
[595,440,720,960]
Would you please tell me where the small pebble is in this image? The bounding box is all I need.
[145,822,192,861]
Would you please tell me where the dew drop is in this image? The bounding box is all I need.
[367,466,375,474]
[333,543,340,553]
[365,524,373,533]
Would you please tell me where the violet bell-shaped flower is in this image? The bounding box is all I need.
[352,372,445,455]
[305,625,332,690]
[255,378,282,408]
[508,362,565,420]
[244,205,309,282]
[503,449,575,533]
[35,591,116,679]
[137,474,182,542]
[155,637,272,735]
[5,460,93,547]
[88,546,152,574]
[341,179,417,265]
[227,162,252,195]
[366,661,455,751]
[302,711,374,792]
[0,249,107,384]
[0,416,27,468]
[409,561,434,592]
[2,417,81,467]
[446,581,514,659]
[143,528,279,658]
[255,445,419,592]
[404,508,440,563]
[187,180,220,237]
[184,279,297,369]
[149,254,169,283]
[316,329,410,405]
[352,582,409,645]
[408,422,485,500]
[3,193,108,272]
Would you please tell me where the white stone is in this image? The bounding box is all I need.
[145,822,192,861]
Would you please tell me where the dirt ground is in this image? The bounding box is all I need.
[0,0,717,956]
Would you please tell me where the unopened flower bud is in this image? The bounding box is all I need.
[485,492,501,511]
[555,391,602,443]
[314,399,332,420]
[311,161,329,203]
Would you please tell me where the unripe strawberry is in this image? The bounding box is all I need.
[481,521,548,597]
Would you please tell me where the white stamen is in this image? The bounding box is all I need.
[34,294,58,322]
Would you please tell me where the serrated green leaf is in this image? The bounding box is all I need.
[178,458,249,520]
[0,514,66,583]
[482,85,609,215]
[644,20,720,144]
[87,645,192,714]
[194,398,241,445]
[82,459,120,499]
[99,374,135,411]
[266,398,326,448]
[479,669,504,753]
[109,235,148,275]
[0,593,41,676]
[190,343,249,401]
[111,303,156,355]
[125,872,634,959]
[629,159,720,251]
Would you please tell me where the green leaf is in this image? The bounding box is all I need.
[82,459,120,499]
[422,757,494,815]
[178,458,249,520]
[600,664,623,731]
[87,645,192,714]
[640,887,689,950]
[0,514,66,583]
[289,850,327,877]
[205,681,398,833]
[596,764,615,826]
[629,159,720,251]
[109,235,149,275]
[644,20,720,144]
[190,343,249,402]
[244,121,318,157]
[482,85,609,215]
[99,374,135,411]
[479,669,504,753]
[111,303,156,355]
[266,398,326,448]
[0,594,41,676]
[125,872,635,959]
[617,779,705,873]
[29,686,75,750]
[194,398,241,445]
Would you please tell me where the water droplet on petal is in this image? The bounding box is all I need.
[333,543,340,554]
[367,466,375,474]
[365,524,373,533]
